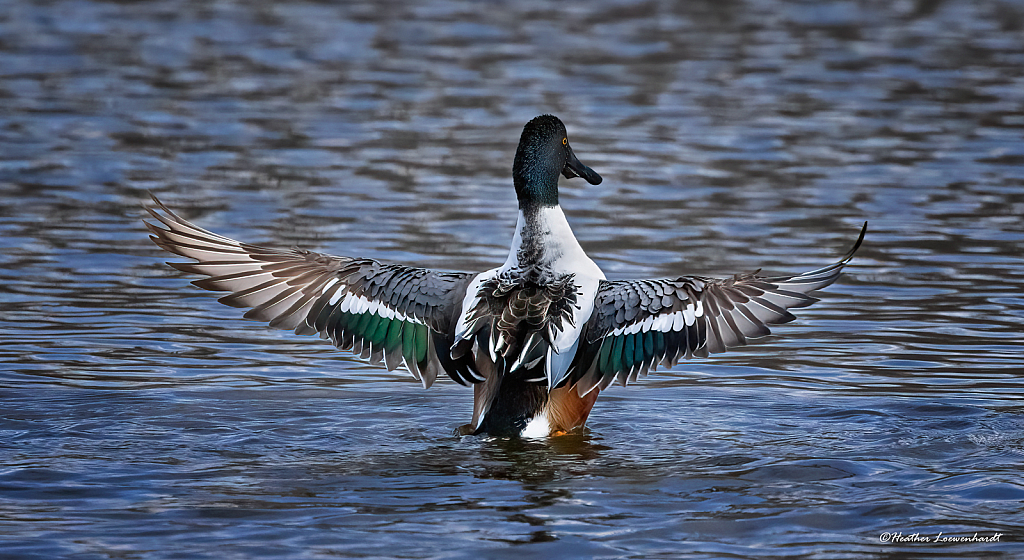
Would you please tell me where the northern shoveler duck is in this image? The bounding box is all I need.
[145,114,866,438]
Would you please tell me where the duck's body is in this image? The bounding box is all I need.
[146,115,865,437]
[453,204,606,436]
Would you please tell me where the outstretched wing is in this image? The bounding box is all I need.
[570,223,867,396]
[144,195,477,388]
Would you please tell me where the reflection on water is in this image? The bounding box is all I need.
[2,0,1023,558]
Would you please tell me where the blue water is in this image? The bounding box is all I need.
[2,0,1023,558]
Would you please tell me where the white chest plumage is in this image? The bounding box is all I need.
[502,207,605,278]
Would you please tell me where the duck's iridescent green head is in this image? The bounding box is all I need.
[512,115,602,208]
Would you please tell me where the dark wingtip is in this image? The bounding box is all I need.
[840,221,868,264]
[143,190,164,211]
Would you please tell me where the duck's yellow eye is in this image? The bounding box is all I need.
[562,137,567,146]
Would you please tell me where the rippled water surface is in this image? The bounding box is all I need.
[2,0,1024,558]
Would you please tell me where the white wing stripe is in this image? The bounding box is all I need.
[321,277,339,294]
[654,314,673,332]
[611,307,708,337]
[672,311,685,331]
[328,285,346,306]
[321,288,425,327]
[339,293,354,312]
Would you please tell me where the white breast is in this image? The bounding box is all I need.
[502,206,605,280]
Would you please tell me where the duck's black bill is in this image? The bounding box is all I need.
[562,146,602,185]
